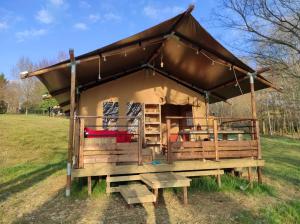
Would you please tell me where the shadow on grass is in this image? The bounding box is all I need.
[0,161,66,202]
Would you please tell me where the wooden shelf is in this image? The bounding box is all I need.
[144,103,161,150]
[145,112,160,115]
[145,132,160,135]
[146,142,161,145]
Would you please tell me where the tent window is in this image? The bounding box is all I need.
[127,102,142,133]
[103,101,119,130]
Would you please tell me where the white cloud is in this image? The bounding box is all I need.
[50,0,64,6]
[143,5,184,20]
[36,9,54,24]
[16,28,47,42]
[79,1,91,9]
[74,22,88,30]
[103,12,121,22]
[88,14,100,23]
[0,21,8,30]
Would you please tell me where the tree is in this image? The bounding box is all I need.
[0,73,8,100]
[212,0,300,137]
[11,57,41,115]
[214,0,300,78]
[3,81,21,113]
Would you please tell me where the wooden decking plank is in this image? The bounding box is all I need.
[107,175,141,182]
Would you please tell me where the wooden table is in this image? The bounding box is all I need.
[140,172,191,205]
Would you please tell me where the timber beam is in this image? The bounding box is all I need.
[50,86,70,97]
[146,64,230,103]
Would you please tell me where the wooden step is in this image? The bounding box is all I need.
[119,184,156,204]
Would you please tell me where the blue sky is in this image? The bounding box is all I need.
[0,0,238,80]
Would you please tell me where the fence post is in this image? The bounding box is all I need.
[213,119,219,161]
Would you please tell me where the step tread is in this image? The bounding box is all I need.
[119,184,156,204]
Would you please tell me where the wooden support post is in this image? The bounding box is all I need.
[153,188,159,207]
[106,175,111,194]
[247,167,253,188]
[66,49,76,197]
[205,91,209,130]
[213,119,219,161]
[167,118,172,163]
[183,186,188,205]
[78,118,85,168]
[249,73,263,184]
[257,167,263,184]
[217,169,222,188]
[87,176,92,196]
[138,118,142,165]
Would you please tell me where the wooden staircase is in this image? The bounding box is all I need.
[104,170,223,205]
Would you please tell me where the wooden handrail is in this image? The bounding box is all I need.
[165,116,256,120]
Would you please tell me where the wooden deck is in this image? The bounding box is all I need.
[72,158,264,177]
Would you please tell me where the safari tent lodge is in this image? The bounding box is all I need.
[23,6,278,205]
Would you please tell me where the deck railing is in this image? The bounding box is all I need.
[166,116,260,163]
[72,115,261,168]
[73,116,143,168]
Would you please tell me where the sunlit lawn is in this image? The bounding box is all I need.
[0,115,299,223]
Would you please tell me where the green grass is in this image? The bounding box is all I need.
[71,177,107,199]
[236,200,300,224]
[188,174,276,196]
[1,115,300,223]
[0,114,68,201]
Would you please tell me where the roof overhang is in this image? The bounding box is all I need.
[23,5,277,111]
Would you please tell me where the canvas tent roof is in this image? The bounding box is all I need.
[25,6,274,112]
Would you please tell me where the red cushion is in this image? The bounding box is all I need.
[84,128,133,143]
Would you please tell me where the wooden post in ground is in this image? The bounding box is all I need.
[106,175,111,194]
[153,188,159,207]
[183,187,188,205]
[87,176,92,196]
[66,49,77,197]
[217,171,222,188]
[247,167,253,188]
[249,72,263,184]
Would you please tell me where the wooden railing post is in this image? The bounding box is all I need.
[78,118,85,168]
[138,118,142,165]
[66,49,76,197]
[167,118,172,163]
[249,72,263,184]
[213,119,219,161]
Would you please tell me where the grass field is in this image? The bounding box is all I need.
[0,114,299,224]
